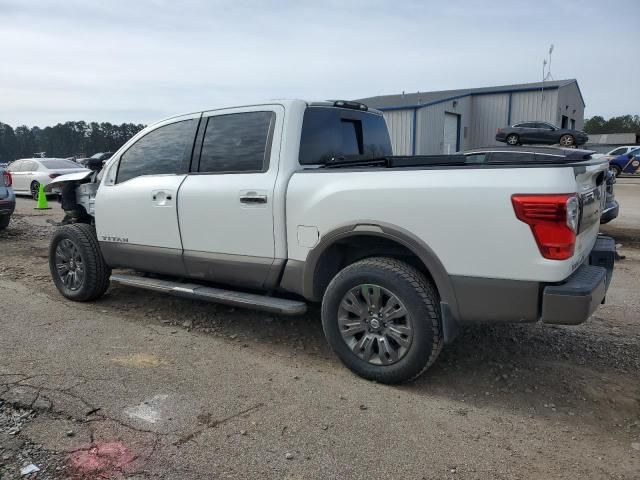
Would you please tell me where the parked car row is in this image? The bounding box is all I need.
[6,158,89,199]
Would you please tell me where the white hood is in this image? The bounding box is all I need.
[44,170,94,193]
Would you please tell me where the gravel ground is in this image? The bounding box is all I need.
[0,184,639,479]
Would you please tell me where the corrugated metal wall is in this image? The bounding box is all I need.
[510,90,557,125]
[415,96,472,154]
[383,109,414,155]
[556,83,585,130]
[470,93,509,147]
[382,81,584,153]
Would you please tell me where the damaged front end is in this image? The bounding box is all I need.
[45,159,103,224]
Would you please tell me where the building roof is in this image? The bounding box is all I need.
[356,79,582,110]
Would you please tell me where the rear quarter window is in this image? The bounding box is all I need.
[299,107,392,165]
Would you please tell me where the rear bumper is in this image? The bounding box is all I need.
[0,196,15,216]
[541,235,615,325]
[450,236,615,326]
[600,201,619,224]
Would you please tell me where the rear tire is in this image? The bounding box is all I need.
[321,257,442,384]
[0,215,10,231]
[30,181,40,200]
[49,224,111,301]
[559,134,575,147]
[506,134,519,146]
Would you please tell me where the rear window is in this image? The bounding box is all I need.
[299,107,392,165]
[40,159,79,169]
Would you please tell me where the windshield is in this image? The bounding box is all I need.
[40,159,81,169]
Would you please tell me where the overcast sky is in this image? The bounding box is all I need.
[1,0,638,127]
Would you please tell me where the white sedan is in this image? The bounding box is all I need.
[7,158,89,199]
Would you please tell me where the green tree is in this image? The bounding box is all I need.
[584,114,640,134]
[0,120,146,161]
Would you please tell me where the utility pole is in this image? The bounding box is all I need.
[541,44,554,118]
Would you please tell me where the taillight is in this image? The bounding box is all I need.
[2,171,11,187]
[511,193,579,260]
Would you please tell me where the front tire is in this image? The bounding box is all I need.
[49,224,111,301]
[321,257,442,384]
[559,134,575,147]
[0,215,10,231]
[506,134,519,146]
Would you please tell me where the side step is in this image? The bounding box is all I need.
[110,274,307,315]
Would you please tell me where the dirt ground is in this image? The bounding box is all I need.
[1,179,639,479]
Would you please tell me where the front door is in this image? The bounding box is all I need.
[177,105,283,289]
[95,114,200,275]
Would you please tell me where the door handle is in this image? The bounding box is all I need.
[239,195,267,204]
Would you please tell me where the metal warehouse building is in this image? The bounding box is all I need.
[356,79,585,155]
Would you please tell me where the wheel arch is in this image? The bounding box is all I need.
[282,222,459,319]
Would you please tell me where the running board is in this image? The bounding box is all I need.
[110,273,307,315]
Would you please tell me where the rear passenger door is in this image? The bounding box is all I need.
[177,105,283,289]
[518,123,539,143]
[95,114,200,275]
[536,122,557,143]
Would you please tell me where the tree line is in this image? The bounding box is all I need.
[583,115,640,134]
[0,121,146,163]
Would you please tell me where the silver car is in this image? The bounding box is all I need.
[7,158,88,200]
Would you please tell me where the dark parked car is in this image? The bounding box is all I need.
[463,146,618,224]
[77,152,114,167]
[496,121,588,147]
[0,166,16,231]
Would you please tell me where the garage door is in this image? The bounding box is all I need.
[443,113,459,154]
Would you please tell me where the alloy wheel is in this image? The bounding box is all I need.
[54,238,85,291]
[559,135,575,146]
[338,284,413,365]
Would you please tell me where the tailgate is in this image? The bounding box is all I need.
[572,160,608,266]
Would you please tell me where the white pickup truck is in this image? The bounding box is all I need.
[47,100,615,383]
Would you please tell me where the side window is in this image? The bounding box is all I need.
[465,153,487,164]
[489,152,535,163]
[298,107,392,165]
[22,161,37,171]
[609,148,625,156]
[116,119,197,184]
[198,112,274,173]
[8,161,23,172]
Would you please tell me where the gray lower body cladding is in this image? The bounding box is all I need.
[99,242,284,290]
[452,235,615,325]
[98,236,615,326]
